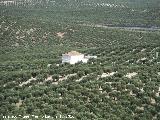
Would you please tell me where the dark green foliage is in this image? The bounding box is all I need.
[0,0,160,119]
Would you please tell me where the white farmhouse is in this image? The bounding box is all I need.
[62,51,88,64]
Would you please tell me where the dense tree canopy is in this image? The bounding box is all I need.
[0,0,160,119]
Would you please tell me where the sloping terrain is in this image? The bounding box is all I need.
[0,0,160,26]
[0,0,160,120]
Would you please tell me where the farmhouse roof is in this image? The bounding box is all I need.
[64,51,82,56]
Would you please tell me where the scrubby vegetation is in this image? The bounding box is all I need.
[0,0,160,120]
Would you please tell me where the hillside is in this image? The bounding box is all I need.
[0,0,160,26]
[0,0,160,120]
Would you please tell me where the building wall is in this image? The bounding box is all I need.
[62,54,87,64]
[70,55,84,64]
[62,55,71,63]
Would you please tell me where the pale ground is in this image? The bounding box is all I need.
[101,72,117,78]
[16,99,23,108]
[99,86,103,93]
[141,48,146,52]
[136,106,144,111]
[59,73,77,81]
[141,57,147,61]
[151,98,156,104]
[156,92,159,97]
[19,77,37,86]
[13,43,19,47]
[125,72,137,79]
[56,32,66,38]
[19,74,78,86]
[76,75,88,82]
[47,64,52,68]
[45,76,53,81]
[76,72,117,82]
[52,82,58,85]
[129,91,136,96]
